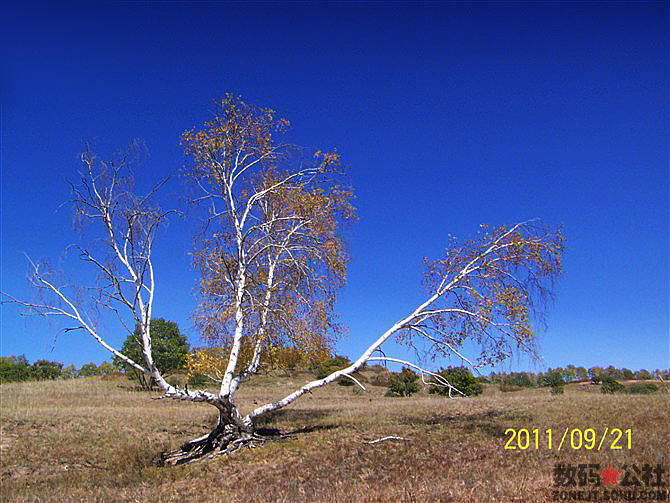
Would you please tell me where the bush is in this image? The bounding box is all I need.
[337,376,355,386]
[550,384,564,394]
[313,355,352,380]
[386,367,420,397]
[626,382,658,394]
[429,366,483,397]
[543,369,565,387]
[600,375,625,394]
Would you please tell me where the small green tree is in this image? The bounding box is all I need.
[115,318,189,390]
[543,369,565,394]
[385,367,420,397]
[429,366,483,397]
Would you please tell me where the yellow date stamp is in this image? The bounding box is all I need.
[504,427,632,451]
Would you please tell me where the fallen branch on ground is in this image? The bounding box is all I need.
[363,436,409,444]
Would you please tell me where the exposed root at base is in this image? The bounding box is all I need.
[159,426,281,466]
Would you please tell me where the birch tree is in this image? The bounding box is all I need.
[165,96,564,464]
[1,145,216,404]
[3,97,564,466]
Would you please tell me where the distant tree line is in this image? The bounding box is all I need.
[485,365,668,388]
[4,335,668,398]
[0,355,119,383]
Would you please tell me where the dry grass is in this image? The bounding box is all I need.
[1,374,667,502]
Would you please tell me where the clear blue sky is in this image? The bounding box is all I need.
[1,2,668,373]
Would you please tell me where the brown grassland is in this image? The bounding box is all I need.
[1,371,668,502]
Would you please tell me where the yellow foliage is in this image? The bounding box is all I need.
[186,342,333,380]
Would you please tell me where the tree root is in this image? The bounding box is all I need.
[159,425,281,466]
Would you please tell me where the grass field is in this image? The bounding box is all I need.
[1,372,668,502]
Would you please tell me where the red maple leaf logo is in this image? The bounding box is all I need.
[600,464,621,485]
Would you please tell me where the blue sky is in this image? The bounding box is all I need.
[1,2,668,373]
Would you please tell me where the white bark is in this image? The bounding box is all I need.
[195,139,336,404]
[363,436,409,444]
[219,264,246,398]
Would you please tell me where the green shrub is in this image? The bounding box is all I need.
[337,376,355,386]
[429,366,483,397]
[386,367,420,397]
[313,355,352,379]
[600,375,625,394]
[541,369,565,394]
[543,369,565,387]
[626,382,658,394]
